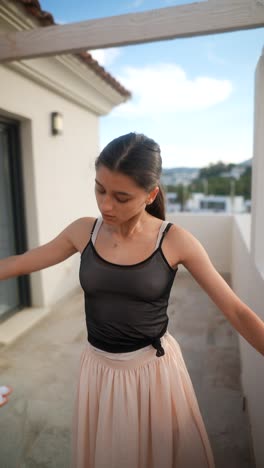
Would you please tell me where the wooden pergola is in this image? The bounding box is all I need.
[0,0,263,62]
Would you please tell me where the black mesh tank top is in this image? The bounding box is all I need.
[79,216,178,357]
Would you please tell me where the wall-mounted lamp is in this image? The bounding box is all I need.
[51,112,63,136]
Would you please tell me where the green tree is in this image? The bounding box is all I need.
[163,163,252,207]
[235,166,252,200]
[199,161,235,179]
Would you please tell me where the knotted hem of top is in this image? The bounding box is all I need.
[151,336,165,357]
[85,332,171,368]
[87,330,169,359]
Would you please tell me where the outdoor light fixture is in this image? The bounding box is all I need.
[51,112,63,135]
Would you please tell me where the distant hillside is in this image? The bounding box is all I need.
[162,167,200,173]
[162,158,252,173]
[239,158,252,167]
[161,167,200,186]
[161,158,252,186]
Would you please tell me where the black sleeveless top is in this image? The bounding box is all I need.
[79,217,178,357]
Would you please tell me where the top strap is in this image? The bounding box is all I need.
[154,221,172,250]
[91,216,172,250]
[91,217,102,244]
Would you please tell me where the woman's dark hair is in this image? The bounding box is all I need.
[95,132,166,220]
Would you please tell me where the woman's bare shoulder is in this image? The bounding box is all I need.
[75,216,97,227]
[69,216,98,254]
[70,216,97,232]
[168,221,192,237]
[165,221,199,265]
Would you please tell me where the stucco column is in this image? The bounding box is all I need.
[250,48,264,274]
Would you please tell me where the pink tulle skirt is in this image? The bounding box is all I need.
[71,331,215,468]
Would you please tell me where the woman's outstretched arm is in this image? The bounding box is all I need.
[173,227,264,357]
[0,219,81,280]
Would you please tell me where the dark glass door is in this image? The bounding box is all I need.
[0,119,30,322]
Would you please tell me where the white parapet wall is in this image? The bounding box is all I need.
[168,212,264,468]
[232,214,264,468]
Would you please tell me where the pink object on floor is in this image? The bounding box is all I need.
[0,386,13,397]
[0,394,9,408]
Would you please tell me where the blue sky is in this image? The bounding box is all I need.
[40,0,264,168]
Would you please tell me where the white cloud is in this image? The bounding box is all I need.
[89,48,122,67]
[111,63,232,117]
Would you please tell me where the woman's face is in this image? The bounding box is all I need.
[95,165,158,223]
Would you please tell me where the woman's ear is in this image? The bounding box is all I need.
[147,186,159,204]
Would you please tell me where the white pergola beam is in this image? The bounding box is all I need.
[0,0,264,62]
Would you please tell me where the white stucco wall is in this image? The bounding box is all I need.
[0,63,104,308]
[251,51,264,275]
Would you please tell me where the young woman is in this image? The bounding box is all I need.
[0,132,263,468]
